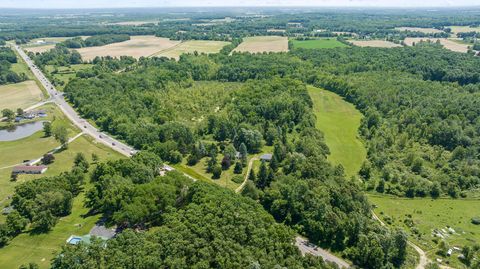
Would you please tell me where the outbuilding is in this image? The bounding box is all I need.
[260,153,273,162]
[12,165,48,175]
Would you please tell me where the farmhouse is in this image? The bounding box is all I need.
[12,165,48,175]
[260,153,273,162]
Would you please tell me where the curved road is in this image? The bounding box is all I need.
[14,45,135,157]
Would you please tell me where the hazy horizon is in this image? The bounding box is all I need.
[1,0,480,9]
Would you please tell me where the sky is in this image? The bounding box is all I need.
[0,0,479,9]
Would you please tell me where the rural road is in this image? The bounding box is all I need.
[295,236,350,268]
[13,45,135,157]
[235,157,257,193]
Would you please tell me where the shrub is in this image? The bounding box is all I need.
[471,217,480,225]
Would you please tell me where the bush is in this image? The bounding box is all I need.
[212,165,222,179]
[232,175,244,184]
[472,217,480,225]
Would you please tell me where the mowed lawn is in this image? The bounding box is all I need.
[369,194,480,267]
[308,86,366,177]
[153,40,230,60]
[233,36,288,53]
[0,136,123,269]
[0,81,43,110]
[291,38,348,49]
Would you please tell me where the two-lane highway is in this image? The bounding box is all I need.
[14,45,135,157]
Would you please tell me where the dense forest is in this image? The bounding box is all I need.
[0,47,27,85]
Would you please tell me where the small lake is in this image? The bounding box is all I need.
[0,121,45,142]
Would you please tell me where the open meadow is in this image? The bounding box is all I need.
[308,86,366,177]
[395,27,444,33]
[0,81,43,110]
[75,35,181,61]
[369,194,480,267]
[350,40,402,48]
[404,37,470,53]
[233,36,288,53]
[22,37,89,54]
[291,38,348,49]
[44,64,92,91]
[153,40,230,60]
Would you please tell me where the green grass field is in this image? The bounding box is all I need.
[291,39,348,49]
[369,194,480,267]
[308,86,366,177]
[0,80,43,110]
[45,64,92,91]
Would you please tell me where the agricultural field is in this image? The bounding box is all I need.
[349,40,402,48]
[153,40,230,60]
[308,86,366,177]
[291,38,348,49]
[395,27,444,33]
[369,194,480,268]
[404,37,470,53]
[110,20,159,26]
[0,80,43,110]
[75,35,180,61]
[447,25,480,34]
[233,36,288,53]
[22,37,88,54]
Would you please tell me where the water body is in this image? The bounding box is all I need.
[0,121,45,142]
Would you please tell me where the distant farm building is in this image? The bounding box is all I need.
[260,153,273,162]
[12,165,48,175]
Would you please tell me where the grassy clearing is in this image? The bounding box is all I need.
[153,40,230,59]
[0,104,79,202]
[11,47,49,97]
[44,64,92,91]
[233,36,288,53]
[291,38,348,49]
[395,27,444,34]
[369,194,480,268]
[308,86,366,177]
[75,36,180,61]
[350,40,402,48]
[0,81,43,110]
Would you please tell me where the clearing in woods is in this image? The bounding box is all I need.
[395,27,444,34]
[75,36,180,61]
[153,40,230,60]
[307,86,366,177]
[349,40,402,48]
[369,194,480,268]
[233,36,288,53]
[0,81,43,110]
[291,38,349,49]
[404,37,470,53]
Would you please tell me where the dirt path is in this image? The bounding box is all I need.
[295,236,350,268]
[235,157,257,193]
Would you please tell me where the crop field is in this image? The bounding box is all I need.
[395,27,444,33]
[22,37,88,54]
[110,20,159,26]
[75,35,181,61]
[0,81,43,110]
[404,37,470,53]
[308,86,366,177]
[291,38,348,49]
[233,36,288,53]
[369,194,480,267]
[350,40,402,48]
[153,40,230,60]
[447,25,480,34]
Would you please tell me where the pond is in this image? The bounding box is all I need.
[0,121,45,142]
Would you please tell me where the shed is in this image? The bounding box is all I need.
[12,165,48,175]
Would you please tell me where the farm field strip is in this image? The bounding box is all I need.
[233,36,288,53]
[291,38,348,49]
[350,39,402,48]
[447,25,480,34]
[153,40,230,59]
[404,37,470,53]
[395,27,444,33]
